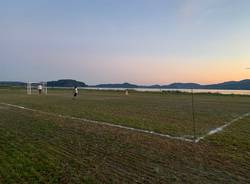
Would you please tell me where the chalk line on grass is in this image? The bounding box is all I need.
[0,102,194,143]
[1,102,249,143]
[195,112,250,143]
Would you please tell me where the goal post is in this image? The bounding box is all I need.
[42,82,48,95]
[27,82,47,95]
[27,82,32,95]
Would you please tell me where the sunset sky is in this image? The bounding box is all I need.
[0,0,250,85]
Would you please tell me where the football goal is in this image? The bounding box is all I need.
[27,82,47,95]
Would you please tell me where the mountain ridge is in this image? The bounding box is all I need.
[0,79,250,90]
[91,79,250,90]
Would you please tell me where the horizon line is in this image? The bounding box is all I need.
[1,78,250,86]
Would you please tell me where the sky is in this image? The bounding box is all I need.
[0,0,250,85]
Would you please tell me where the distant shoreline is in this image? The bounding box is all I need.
[82,87,250,96]
[13,86,250,96]
[1,86,250,96]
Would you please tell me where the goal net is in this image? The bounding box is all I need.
[27,82,47,95]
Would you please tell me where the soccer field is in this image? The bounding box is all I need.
[0,88,250,183]
[0,88,249,140]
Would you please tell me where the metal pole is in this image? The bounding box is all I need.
[42,82,47,95]
[191,89,196,141]
[45,82,47,95]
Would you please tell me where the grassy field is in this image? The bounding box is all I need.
[0,88,250,183]
[0,87,249,137]
[0,100,250,183]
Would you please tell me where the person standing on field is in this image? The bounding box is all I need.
[38,84,43,95]
[73,86,78,99]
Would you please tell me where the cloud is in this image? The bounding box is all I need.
[177,0,226,22]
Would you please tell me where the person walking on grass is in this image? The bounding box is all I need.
[73,86,78,99]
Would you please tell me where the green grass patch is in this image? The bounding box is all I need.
[0,104,249,183]
[0,88,249,137]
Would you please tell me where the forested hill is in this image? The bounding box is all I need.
[0,81,25,87]
[47,79,87,87]
[92,79,250,90]
[0,80,87,88]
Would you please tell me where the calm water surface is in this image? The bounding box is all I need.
[83,87,250,95]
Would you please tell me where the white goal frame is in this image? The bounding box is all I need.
[27,82,47,95]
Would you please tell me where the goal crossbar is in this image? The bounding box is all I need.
[27,82,47,95]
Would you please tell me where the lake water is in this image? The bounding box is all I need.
[83,87,250,95]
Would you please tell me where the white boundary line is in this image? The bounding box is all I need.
[1,102,249,143]
[0,102,194,143]
[195,112,250,143]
